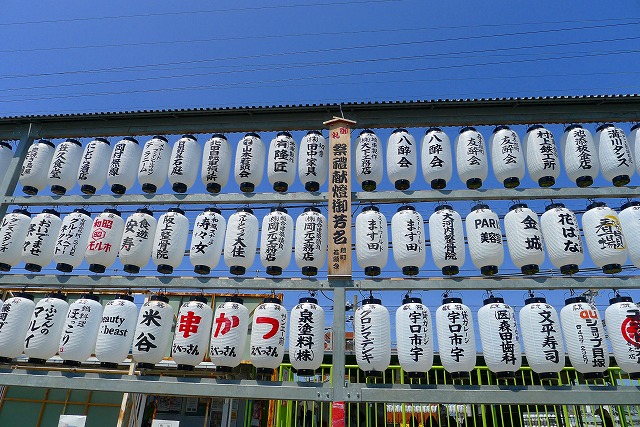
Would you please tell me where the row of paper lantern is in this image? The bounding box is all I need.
[2,198,640,277]
[0,293,324,375]
[14,122,640,198]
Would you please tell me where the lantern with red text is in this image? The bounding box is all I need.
[260,208,294,276]
[605,295,640,378]
[250,297,287,376]
[48,138,83,195]
[58,294,103,366]
[190,208,226,275]
[387,129,417,190]
[429,205,465,276]
[582,202,627,274]
[151,207,189,274]
[168,135,201,193]
[465,204,503,276]
[210,296,249,372]
[172,295,214,370]
[524,125,561,187]
[355,206,388,277]
[560,125,599,187]
[20,139,55,195]
[54,208,92,273]
[202,134,232,194]
[77,137,111,195]
[455,127,488,189]
[421,128,452,189]
[267,132,297,193]
[0,293,35,362]
[94,294,138,368]
[490,126,525,188]
[354,297,390,378]
[504,204,544,275]
[85,208,125,274]
[289,296,325,376]
[234,132,266,193]
[596,124,634,186]
[0,209,31,272]
[478,296,522,380]
[391,206,425,276]
[294,208,327,276]
[119,208,157,274]
[108,137,141,194]
[138,135,171,194]
[22,209,63,272]
[132,294,174,369]
[619,201,640,268]
[298,131,328,192]
[435,297,476,380]
[224,209,259,275]
[355,129,383,191]
[540,203,584,275]
[24,293,68,363]
[396,296,433,378]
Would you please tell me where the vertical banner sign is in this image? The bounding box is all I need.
[324,117,356,277]
[331,401,346,427]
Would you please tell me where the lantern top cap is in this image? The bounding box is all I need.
[564,124,583,133]
[493,125,510,133]
[442,297,462,304]
[621,201,640,210]
[323,116,356,126]
[402,296,422,305]
[307,130,323,136]
[277,131,293,138]
[122,136,138,144]
[181,134,197,141]
[42,208,60,217]
[136,207,154,216]
[359,129,375,136]
[73,208,91,217]
[595,123,614,133]
[81,293,100,302]
[104,208,121,217]
[397,205,415,213]
[362,206,379,213]
[65,138,82,146]
[150,294,170,303]
[509,203,528,211]
[115,294,134,302]
[545,202,565,211]
[362,297,382,306]
[204,207,221,214]
[94,137,110,145]
[211,133,227,140]
[631,123,640,132]
[459,126,476,133]
[524,296,546,305]
[304,207,321,214]
[263,297,281,305]
[47,292,67,302]
[426,127,442,133]
[225,296,244,304]
[299,296,318,304]
[38,139,55,148]
[12,208,30,216]
[526,124,545,132]
[483,296,504,305]
[434,204,453,212]
[189,295,208,304]
[609,295,633,304]
[15,292,34,301]
[586,201,606,211]
[471,203,490,212]
[270,207,288,214]
[0,141,11,150]
[237,207,254,215]
[152,135,168,142]
[565,296,587,304]
[392,128,408,134]
[244,132,260,138]
[168,207,185,215]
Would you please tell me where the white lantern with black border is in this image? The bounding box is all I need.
[294,207,327,276]
[355,129,383,191]
[435,296,476,381]
[396,295,433,379]
[234,132,266,193]
[85,208,125,274]
[48,138,83,195]
[94,294,138,368]
[190,208,226,275]
[560,125,599,187]
[631,124,640,177]
[58,294,104,366]
[490,125,525,188]
[250,297,287,376]
[77,137,111,195]
[224,208,259,275]
[289,296,325,376]
[138,135,171,194]
[119,208,157,274]
[172,295,214,370]
[355,206,388,277]
[0,208,31,272]
[387,128,417,190]
[429,205,465,276]
[210,296,249,372]
[519,295,565,381]
[108,137,142,194]
[260,207,294,276]
[421,127,452,190]
[151,207,190,274]
[132,294,174,369]
[202,133,232,194]
[0,141,12,185]
[354,297,391,378]
[267,131,297,193]
[581,201,627,274]
[619,201,640,268]
[560,295,609,380]
[478,296,522,380]
[22,209,63,273]
[53,208,93,273]
[23,292,68,363]
[455,127,488,189]
[465,204,503,276]
[595,123,634,187]
[524,125,561,187]
[168,134,201,193]
[391,206,425,276]
[504,203,544,275]
[540,203,584,275]
[605,295,640,378]
[298,131,328,192]
[20,139,55,195]
[0,292,35,362]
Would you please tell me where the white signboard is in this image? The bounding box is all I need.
[58,415,87,427]
[152,421,180,427]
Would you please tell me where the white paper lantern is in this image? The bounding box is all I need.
[519,296,565,380]
[387,128,417,190]
[94,294,138,367]
[630,123,640,177]
[354,297,390,377]
[560,296,609,380]
[48,138,83,195]
[0,142,12,186]
[0,209,31,272]
[267,131,297,193]
[0,293,35,361]
[224,208,259,275]
[210,296,249,372]
[435,297,476,379]
[108,137,142,194]
[58,294,104,365]
[20,139,55,195]
[138,135,171,194]
[581,202,627,274]
[455,127,488,189]
[355,129,383,191]
[202,133,232,194]
[524,125,560,187]
[605,295,640,378]
[560,125,599,187]
[289,296,325,376]
[119,208,157,274]
[168,134,201,193]
[151,207,189,274]
[294,208,327,276]
[234,132,266,193]
[540,203,584,275]
[298,131,328,192]
[172,295,214,369]
[421,127,452,190]
[23,293,69,363]
[619,201,640,268]
[190,208,226,275]
[132,294,174,368]
[250,297,287,375]
[53,208,92,273]
[396,296,433,378]
[465,204,504,276]
[490,126,525,188]
[478,296,522,379]
[596,124,634,186]
[77,137,111,195]
[22,209,63,273]
[355,206,388,277]
[85,208,125,274]
[504,204,545,275]
[391,206,425,276]
[260,208,294,276]
[429,205,465,276]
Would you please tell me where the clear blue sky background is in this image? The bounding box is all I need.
[1,0,640,345]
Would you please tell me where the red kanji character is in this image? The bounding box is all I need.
[178,311,201,338]
[214,312,240,337]
[256,317,279,339]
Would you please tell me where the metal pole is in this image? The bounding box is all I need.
[0,122,39,218]
[331,283,347,403]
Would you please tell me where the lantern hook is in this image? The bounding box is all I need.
[309,290,317,299]
[569,288,576,296]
